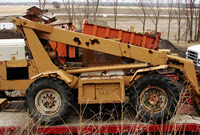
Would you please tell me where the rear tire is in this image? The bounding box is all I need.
[24,77,73,124]
[129,74,179,123]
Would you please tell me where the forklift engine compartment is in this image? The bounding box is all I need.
[0,18,199,124]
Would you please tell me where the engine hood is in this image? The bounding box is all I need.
[187,44,200,52]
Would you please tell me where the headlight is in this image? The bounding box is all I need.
[198,59,200,64]
[186,52,188,58]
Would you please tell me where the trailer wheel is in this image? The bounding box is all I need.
[129,74,179,123]
[24,77,73,124]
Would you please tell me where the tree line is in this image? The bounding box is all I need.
[50,0,200,42]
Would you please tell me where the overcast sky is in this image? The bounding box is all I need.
[0,0,199,3]
[0,0,135,3]
[0,0,176,3]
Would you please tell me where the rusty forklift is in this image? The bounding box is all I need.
[0,18,200,124]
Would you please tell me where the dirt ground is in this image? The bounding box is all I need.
[0,30,22,39]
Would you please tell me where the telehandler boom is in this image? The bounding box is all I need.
[0,18,199,124]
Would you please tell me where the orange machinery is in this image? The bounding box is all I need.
[81,19,161,66]
[81,19,161,49]
[50,23,76,64]
[50,19,161,65]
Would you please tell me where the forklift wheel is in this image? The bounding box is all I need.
[129,74,179,123]
[24,77,73,124]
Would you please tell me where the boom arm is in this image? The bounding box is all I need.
[13,18,200,108]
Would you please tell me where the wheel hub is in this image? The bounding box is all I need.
[35,89,61,115]
[140,86,168,113]
[148,93,160,106]
[42,94,56,108]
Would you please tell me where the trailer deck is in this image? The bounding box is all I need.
[0,101,199,134]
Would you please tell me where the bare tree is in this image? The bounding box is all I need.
[39,0,46,23]
[184,2,189,41]
[92,0,100,23]
[186,0,196,41]
[63,0,75,23]
[39,0,46,10]
[197,1,200,41]
[167,0,174,40]
[148,0,162,33]
[76,4,85,30]
[82,0,92,19]
[194,6,198,41]
[133,0,148,32]
[175,0,182,43]
[183,0,196,41]
[76,0,99,24]
[113,0,118,28]
[52,1,61,8]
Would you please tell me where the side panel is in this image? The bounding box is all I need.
[0,60,38,91]
[6,60,27,68]
[78,76,125,104]
[0,80,33,91]
[0,61,7,80]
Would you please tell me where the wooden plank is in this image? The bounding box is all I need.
[0,98,9,111]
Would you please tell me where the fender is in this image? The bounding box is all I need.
[31,70,73,85]
[129,65,168,84]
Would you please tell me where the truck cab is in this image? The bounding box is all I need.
[186,44,200,70]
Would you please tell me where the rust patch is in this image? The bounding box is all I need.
[90,39,100,45]
[85,42,89,46]
[73,37,81,45]
[149,50,153,54]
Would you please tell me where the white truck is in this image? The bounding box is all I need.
[0,39,25,61]
[186,44,200,70]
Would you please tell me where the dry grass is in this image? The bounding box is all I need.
[1,84,198,135]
